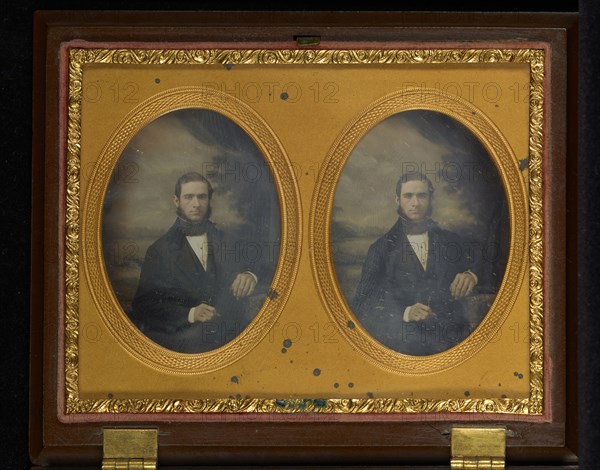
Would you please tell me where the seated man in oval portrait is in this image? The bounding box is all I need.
[132,172,258,353]
[351,171,482,355]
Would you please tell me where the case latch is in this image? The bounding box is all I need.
[294,35,321,46]
[451,426,506,469]
[102,427,158,470]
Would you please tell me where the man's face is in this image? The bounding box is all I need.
[174,181,211,222]
[396,179,431,222]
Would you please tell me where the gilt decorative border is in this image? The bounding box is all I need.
[65,48,543,415]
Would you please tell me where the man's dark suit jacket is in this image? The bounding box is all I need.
[352,218,479,356]
[132,219,252,353]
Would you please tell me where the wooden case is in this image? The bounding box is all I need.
[30,10,578,468]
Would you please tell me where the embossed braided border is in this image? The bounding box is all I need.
[66,56,303,412]
[65,48,543,415]
[310,88,528,377]
[81,87,300,374]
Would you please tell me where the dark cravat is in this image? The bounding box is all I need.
[177,217,211,236]
[399,215,438,235]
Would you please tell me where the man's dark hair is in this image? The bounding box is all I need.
[174,172,214,199]
[395,172,435,197]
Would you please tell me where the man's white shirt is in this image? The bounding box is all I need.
[403,233,429,321]
[185,235,258,323]
[186,234,209,323]
[401,232,477,322]
[186,234,209,270]
[406,232,429,271]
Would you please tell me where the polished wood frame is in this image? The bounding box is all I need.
[30,10,578,467]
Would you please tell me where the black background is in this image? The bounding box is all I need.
[2,1,596,469]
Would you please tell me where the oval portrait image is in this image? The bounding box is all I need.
[101,108,280,354]
[332,109,509,356]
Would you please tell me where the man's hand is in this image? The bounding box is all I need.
[407,303,435,322]
[192,303,217,322]
[231,272,257,299]
[450,272,477,299]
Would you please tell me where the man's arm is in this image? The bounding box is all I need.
[403,303,436,322]
[132,244,206,333]
[188,303,218,323]
[352,240,386,315]
[451,230,482,298]
[450,271,477,299]
[211,228,260,299]
[230,272,257,298]
[400,271,477,320]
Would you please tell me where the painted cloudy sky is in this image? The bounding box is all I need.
[102,109,280,242]
[332,110,509,298]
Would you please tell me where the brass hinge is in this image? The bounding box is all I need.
[451,426,506,470]
[102,427,158,470]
